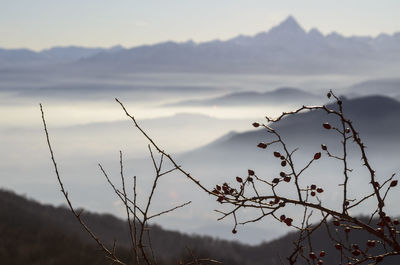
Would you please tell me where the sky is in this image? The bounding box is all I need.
[1,0,400,51]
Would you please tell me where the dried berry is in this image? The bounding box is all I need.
[314,152,322,160]
[273,152,281,158]
[257,142,267,149]
[321,144,327,151]
[351,249,361,256]
[311,184,317,190]
[311,191,316,196]
[216,185,221,191]
[272,178,280,184]
[337,100,342,105]
[252,122,260,128]
[327,92,331,98]
[345,128,351,134]
[345,227,351,233]
[280,172,286,177]
[390,180,398,187]
[212,189,219,194]
[232,229,237,234]
[394,219,399,225]
[333,220,340,226]
[283,176,291,182]
[236,176,243,183]
[280,214,286,221]
[284,218,293,226]
[323,123,332,129]
[309,252,316,259]
[281,161,287,167]
[317,260,323,265]
[248,169,255,176]
[335,243,342,250]
[367,240,375,247]
[319,250,326,257]
[317,188,324,193]
[217,196,224,202]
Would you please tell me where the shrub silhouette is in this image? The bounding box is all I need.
[41,91,400,265]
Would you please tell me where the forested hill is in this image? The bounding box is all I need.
[1,189,400,264]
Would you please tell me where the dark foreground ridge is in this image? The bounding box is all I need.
[1,189,399,264]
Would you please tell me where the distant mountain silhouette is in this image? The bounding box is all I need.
[177,95,400,168]
[345,78,400,98]
[73,16,400,74]
[167,87,323,107]
[2,16,400,74]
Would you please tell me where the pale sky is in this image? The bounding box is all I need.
[1,0,400,51]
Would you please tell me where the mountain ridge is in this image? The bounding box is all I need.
[2,16,400,74]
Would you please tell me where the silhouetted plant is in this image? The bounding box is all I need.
[41,90,400,265]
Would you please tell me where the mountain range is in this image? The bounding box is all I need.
[1,16,400,74]
[166,87,324,107]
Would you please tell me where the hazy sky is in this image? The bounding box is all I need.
[1,0,399,51]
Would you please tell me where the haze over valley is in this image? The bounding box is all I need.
[1,15,400,247]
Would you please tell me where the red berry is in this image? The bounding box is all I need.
[311,184,317,190]
[390,180,398,187]
[248,169,255,176]
[217,196,224,202]
[272,178,280,184]
[317,188,324,193]
[323,123,331,129]
[281,161,287,167]
[236,176,243,183]
[284,218,293,226]
[314,152,322,160]
[309,252,316,259]
[321,144,327,151]
[345,128,351,134]
[280,214,286,221]
[283,176,291,182]
[367,240,375,247]
[311,191,316,196]
[374,181,380,188]
[216,185,221,191]
[317,260,323,265]
[351,249,361,256]
[280,172,286,177]
[333,220,340,226]
[232,229,237,234]
[319,250,326,257]
[345,227,351,233]
[252,122,260,128]
[257,142,267,149]
[273,152,281,158]
[335,243,342,250]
